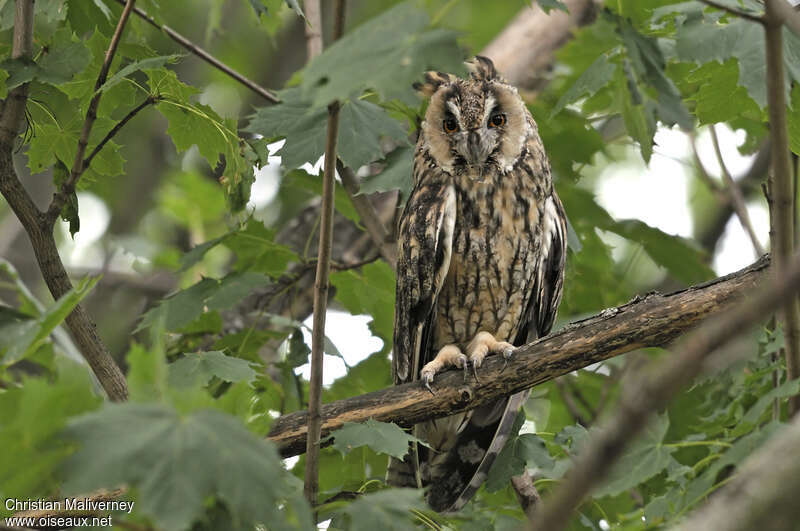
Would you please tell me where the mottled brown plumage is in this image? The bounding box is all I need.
[388,57,567,511]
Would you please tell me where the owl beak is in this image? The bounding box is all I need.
[465,129,492,167]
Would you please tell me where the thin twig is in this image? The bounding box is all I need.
[46,0,137,227]
[114,0,280,104]
[765,0,800,416]
[83,95,160,171]
[529,251,800,531]
[697,0,764,23]
[303,0,346,507]
[709,125,765,255]
[0,0,34,144]
[690,131,724,196]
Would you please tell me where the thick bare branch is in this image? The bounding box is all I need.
[765,0,800,414]
[675,412,800,531]
[268,256,768,457]
[530,252,800,531]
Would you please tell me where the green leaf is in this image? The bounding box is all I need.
[225,219,300,276]
[618,18,692,130]
[733,378,800,435]
[2,31,91,90]
[616,66,656,162]
[330,261,395,352]
[168,351,258,387]
[358,144,414,201]
[246,91,408,170]
[281,169,361,224]
[551,54,617,118]
[0,361,101,499]
[687,59,761,125]
[137,272,269,333]
[300,2,463,106]
[594,414,674,497]
[0,276,99,365]
[675,19,800,109]
[535,0,569,14]
[337,488,426,531]
[100,54,183,93]
[325,418,427,459]
[63,404,311,531]
[609,219,714,284]
[338,98,409,168]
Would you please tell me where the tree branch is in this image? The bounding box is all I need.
[0,1,128,401]
[765,0,800,415]
[83,95,160,171]
[47,0,137,227]
[336,160,398,269]
[760,0,800,36]
[268,256,769,457]
[114,0,280,103]
[697,0,764,24]
[530,251,800,531]
[708,125,765,255]
[676,411,800,531]
[303,0,345,507]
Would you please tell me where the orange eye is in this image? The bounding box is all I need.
[489,113,506,128]
[443,117,459,133]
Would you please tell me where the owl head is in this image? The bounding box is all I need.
[414,56,532,180]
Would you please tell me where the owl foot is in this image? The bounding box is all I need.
[420,345,468,393]
[466,331,516,381]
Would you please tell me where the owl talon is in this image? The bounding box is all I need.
[501,346,515,372]
[472,362,481,384]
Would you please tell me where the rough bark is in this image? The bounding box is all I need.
[268,256,769,457]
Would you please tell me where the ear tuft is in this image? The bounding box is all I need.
[466,56,499,82]
[414,71,458,97]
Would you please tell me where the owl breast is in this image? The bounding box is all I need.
[434,153,547,350]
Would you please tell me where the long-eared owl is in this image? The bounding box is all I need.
[388,56,567,512]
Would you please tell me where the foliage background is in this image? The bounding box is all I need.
[0,0,798,529]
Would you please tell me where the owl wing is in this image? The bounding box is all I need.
[392,177,456,385]
[519,190,568,344]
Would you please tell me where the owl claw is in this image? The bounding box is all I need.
[501,346,515,372]
[472,361,481,384]
[421,371,436,394]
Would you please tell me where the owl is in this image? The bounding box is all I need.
[387,56,567,512]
